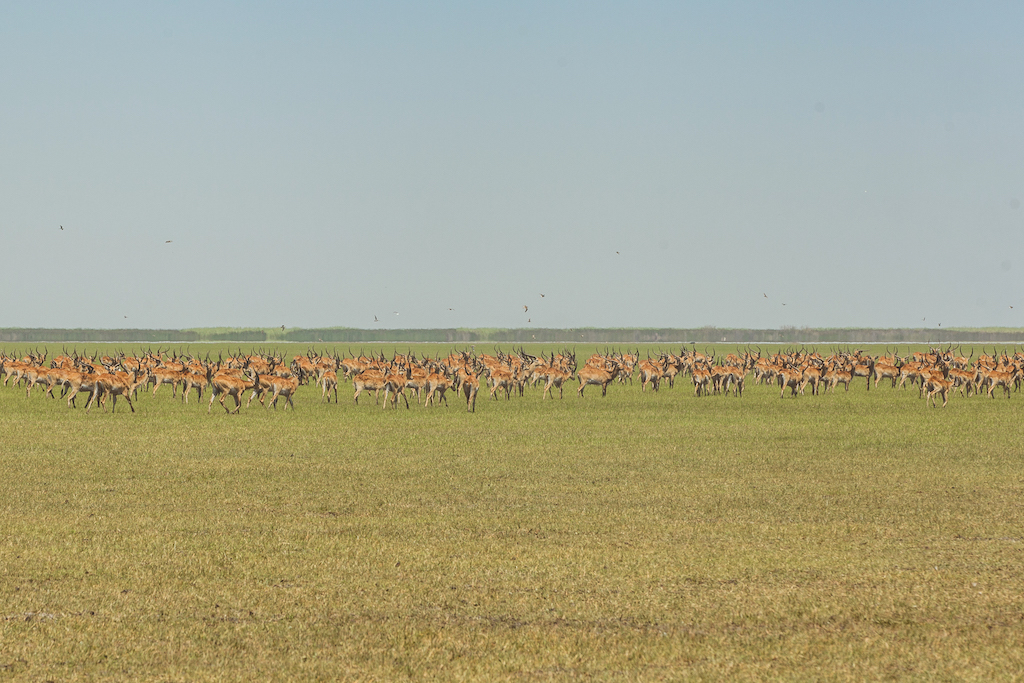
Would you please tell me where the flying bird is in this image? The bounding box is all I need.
[374,316,379,322]
[763,293,768,298]
[394,311,399,315]
[165,240,172,243]
[280,325,285,331]
[60,225,63,231]
[540,293,545,298]
[528,318,531,323]
[523,305,528,312]
[1010,306,1014,309]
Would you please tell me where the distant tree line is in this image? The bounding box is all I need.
[2,327,1024,344]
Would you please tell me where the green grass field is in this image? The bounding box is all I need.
[2,344,1022,680]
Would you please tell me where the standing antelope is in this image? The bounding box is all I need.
[460,369,483,412]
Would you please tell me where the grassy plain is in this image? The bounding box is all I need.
[1,344,1022,680]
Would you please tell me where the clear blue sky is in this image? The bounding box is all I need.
[2,2,1022,329]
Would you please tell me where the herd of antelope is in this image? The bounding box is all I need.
[0,344,1020,413]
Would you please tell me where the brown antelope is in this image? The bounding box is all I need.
[264,375,300,409]
[577,361,617,397]
[720,365,746,397]
[86,371,140,414]
[208,371,260,414]
[851,357,874,391]
[353,369,387,405]
[403,365,429,401]
[383,366,411,409]
[822,362,852,393]
[898,362,927,392]
[924,374,952,407]
[947,367,976,398]
[488,366,515,400]
[62,369,101,408]
[986,366,1016,399]
[542,365,573,399]
[150,366,187,398]
[777,366,803,398]
[799,362,824,396]
[178,365,210,404]
[873,360,900,389]
[637,357,663,392]
[424,371,454,407]
[691,361,713,397]
[247,371,278,408]
[22,364,58,399]
[319,370,339,403]
[460,369,483,412]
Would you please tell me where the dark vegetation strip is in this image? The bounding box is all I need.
[3,327,1024,343]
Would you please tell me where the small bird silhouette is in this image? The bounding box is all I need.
[528,318,531,323]
[1010,306,1014,309]
[540,293,545,298]
[60,225,63,231]
[763,293,768,298]
[448,308,454,311]
[523,305,528,312]
[280,325,285,330]
[165,240,172,243]
[374,316,379,322]
[616,251,620,255]
[393,311,399,316]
